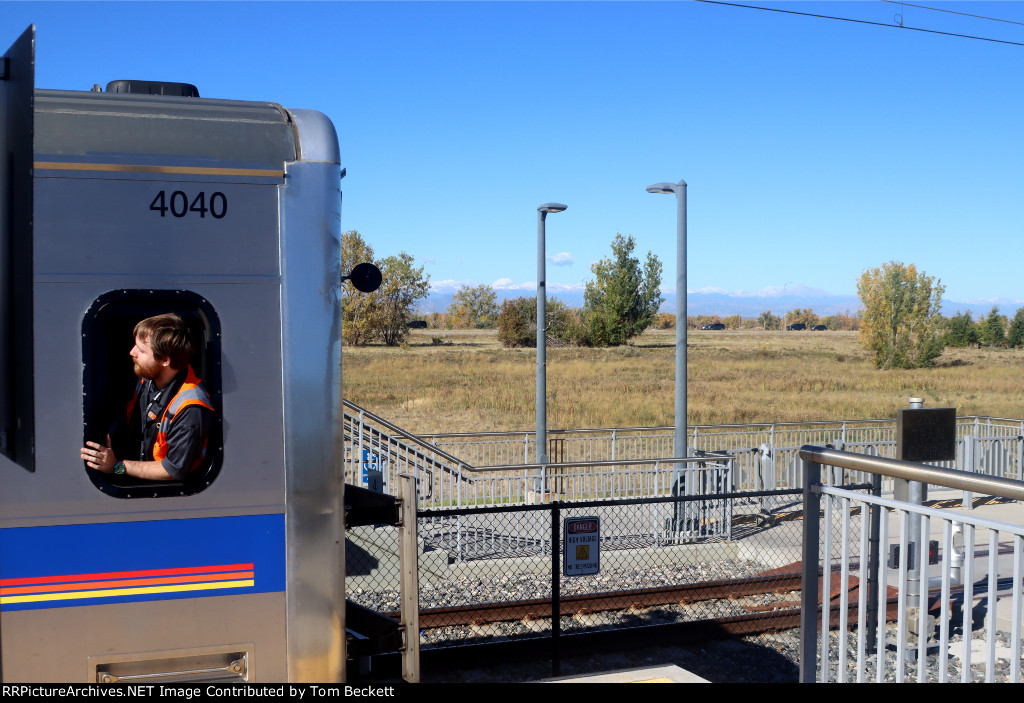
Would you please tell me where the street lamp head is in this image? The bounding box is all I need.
[646,182,676,194]
[537,203,567,214]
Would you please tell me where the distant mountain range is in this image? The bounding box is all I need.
[419,283,1018,320]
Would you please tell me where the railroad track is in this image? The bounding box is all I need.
[387,570,908,636]
[389,566,1015,636]
[404,572,804,628]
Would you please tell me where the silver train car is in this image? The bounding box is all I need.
[1,26,348,682]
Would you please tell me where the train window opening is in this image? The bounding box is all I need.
[82,290,222,498]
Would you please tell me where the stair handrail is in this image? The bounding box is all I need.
[343,399,476,476]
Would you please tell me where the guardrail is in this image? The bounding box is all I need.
[418,416,1024,494]
[344,400,733,510]
[798,445,1024,683]
[343,401,736,558]
[345,400,1024,507]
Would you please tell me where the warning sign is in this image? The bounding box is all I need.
[564,516,600,576]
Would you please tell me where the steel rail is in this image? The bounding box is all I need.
[399,572,807,628]
[397,573,904,633]
[406,571,1017,638]
[799,445,1024,501]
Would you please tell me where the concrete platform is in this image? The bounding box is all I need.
[550,663,709,683]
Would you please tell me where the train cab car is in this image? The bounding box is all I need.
[0,27,346,682]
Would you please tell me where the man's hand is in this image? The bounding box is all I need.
[81,434,117,473]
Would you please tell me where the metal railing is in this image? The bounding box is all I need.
[345,399,1024,509]
[344,400,733,509]
[420,416,1024,494]
[798,445,1024,683]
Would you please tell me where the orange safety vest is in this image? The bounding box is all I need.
[126,366,215,473]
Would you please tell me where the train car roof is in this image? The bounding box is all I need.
[34,89,298,168]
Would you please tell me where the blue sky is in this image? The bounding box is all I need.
[5,1,1023,308]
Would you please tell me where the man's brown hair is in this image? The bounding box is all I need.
[134,313,193,371]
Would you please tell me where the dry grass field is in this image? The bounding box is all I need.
[342,329,1024,434]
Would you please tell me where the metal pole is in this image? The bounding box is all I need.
[866,472,882,653]
[903,397,926,657]
[647,180,688,461]
[799,456,822,683]
[535,203,565,497]
[675,181,688,462]
[551,503,561,678]
[537,209,548,471]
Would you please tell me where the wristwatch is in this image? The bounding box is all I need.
[113,462,126,475]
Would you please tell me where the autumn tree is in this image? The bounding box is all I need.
[340,231,430,346]
[820,310,860,332]
[496,297,583,347]
[583,234,663,346]
[446,284,499,329]
[785,308,819,328]
[757,310,781,330]
[689,314,720,330]
[856,261,945,369]
[341,230,378,346]
[653,312,676,329]
[373,253,431,346]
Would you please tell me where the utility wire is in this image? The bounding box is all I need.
[878,0,1024,28]
[692,0,1024,48]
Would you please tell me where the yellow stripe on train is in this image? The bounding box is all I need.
[0,579,255,604]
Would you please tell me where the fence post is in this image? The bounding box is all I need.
[456,464,464,562]
[963,436,975,508]
[551,502,561,678]
[726,457,734,541]
[1018,434,1023,482]
[866,471,882,654]
[357,410,366,487]
[398,474,420,683]
[799,456,822,683]
[654,461,662,546]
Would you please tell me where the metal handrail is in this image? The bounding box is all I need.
[416,415,1023,440]
[798,444,1024,501]
[798,443,1024,683]
[462,454,731,474]
[343,418,452,477]
[343,399,474,472]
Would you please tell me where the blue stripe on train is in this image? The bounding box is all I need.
[0,514,285,611]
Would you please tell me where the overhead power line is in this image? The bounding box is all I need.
[692,0,1024,48]
[878,0,1024,28]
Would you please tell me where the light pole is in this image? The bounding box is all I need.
[646,180,687,460]
[537,203,566,478]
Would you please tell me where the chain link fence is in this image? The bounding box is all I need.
[346,487,867,669]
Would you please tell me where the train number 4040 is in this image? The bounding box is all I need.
[150,190,228,219]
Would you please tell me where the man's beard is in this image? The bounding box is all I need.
[133,360,159,380]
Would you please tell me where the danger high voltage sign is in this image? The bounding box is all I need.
[564,516,600,576]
